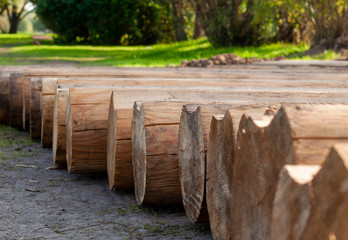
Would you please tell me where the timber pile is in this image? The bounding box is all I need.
[3,64,348,240]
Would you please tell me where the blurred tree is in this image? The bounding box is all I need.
[0,0,37,33]
[195,0,269,46]
[171,0,187,41]
[186,0,204,39]
[36,0,176,45]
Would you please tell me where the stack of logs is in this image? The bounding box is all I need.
[1,62,348,239]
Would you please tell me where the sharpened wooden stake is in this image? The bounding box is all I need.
[271,143,348,240]
[206,107,272,240]
[227,104,348,240]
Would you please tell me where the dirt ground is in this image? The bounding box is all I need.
[0,125,212,240]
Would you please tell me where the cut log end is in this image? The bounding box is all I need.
[178,105,205,223]
[132,101,146,205]
[206,111,235,240]
[52,89,69,165]
[107,91,117,190]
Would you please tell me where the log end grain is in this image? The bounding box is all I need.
[206,111,235,240]
[132,101,147,205]
[178,105,207,223]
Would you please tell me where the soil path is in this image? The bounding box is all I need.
[0,125,211,239]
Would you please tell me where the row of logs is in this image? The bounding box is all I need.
[2,64,348,239]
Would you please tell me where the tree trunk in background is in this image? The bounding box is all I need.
[171,0,187,42]
[6,4,21,34]
[9,17,20,34]
[193,12,205,39]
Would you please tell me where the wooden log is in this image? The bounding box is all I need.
[44,77,250,148]
[179,104,276,224]
[223,104,348,240]
[67,86,262,175]
[206,108,274,240]
[37,71,348,145]
[0,76,10,124]
[52,88,69,166]
[132,101,187,206]
[40,78,59,148]
[107,91,251,191]
[30,78,42,140]
[271,143,348,240]
[334,197,348,239]
[9,72,24,128]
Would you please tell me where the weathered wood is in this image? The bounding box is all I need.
[132,101,186,206]
[23,76,32,130]
[52,89,69,165]
[35,70,348,143]
[67,86,260,175]
[271,143,348,240]
[107,91,252,191]
[206,108,274,240]
[334,197,348,239]
[0,76,10,124]
[9,72,24,128]
[225,104,348,240]
[45,77,256,148]
[178,103,273,223]
[29,78,42,140]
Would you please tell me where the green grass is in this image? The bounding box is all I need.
[0,33,340,66]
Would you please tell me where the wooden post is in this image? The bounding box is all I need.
[52,88,69,166]
[9,72,24,128]
[178,103,275,223]
[225,104,348,240]
[132,101,185,206]
[271,143,348,240]
[206,108,273,240]
[30,78,42,140]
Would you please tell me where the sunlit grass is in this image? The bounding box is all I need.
[0,33,341,67]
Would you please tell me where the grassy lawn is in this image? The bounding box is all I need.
[0,33,340,67]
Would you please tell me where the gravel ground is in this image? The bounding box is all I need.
[0,125,212,240]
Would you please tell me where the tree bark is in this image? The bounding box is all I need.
[193,15,205,39]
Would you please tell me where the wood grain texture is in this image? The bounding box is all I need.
[206,107,272,240]
[132,101,194,206]
[52,89,69,165]
[0,76,9,124]
[30,78,42,140]
[228,104,348,240]
[271,144,348,240]
[9,72,24,128]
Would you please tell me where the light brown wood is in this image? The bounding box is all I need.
[178,103,272,223]
[206,108,273,240]
[334,194,348,239]
[15,63,348,132]
[29,78,42,140]
[271,143,348,240]
[67,86,257,174]
[34,69,348,144]
[44,76,265,148]
[9,72,24,128]
[0,76,10,124]
[132,101,186,206]
[52,88,69,165]
[226,104,348,240]
[107,91,251,191]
